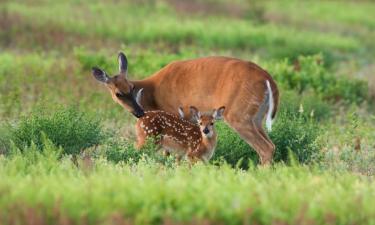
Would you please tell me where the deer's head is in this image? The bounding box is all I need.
[92,52,144,118]
[190,106,225,138]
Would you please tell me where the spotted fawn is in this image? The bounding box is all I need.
[133,89,224,163]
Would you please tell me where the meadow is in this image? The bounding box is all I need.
[0,0,375,224]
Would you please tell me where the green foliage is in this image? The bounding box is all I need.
[103,138,142,164]
[6,134,63,174]
[103,137,174,166]
[213,95,322,168]
[0,53,59,116]
[213,122,259,168]
[324,145,375,176]
[279,90,332,121]
[74,47,113,71]
[2,0,363,61]
[1,150,375,224]
[320,112,375,176]
[8,106,104,155]
[269,54,368,104]
[270,112,321,163]
[0,123,11,155]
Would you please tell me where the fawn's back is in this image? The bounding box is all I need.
[135,111,202,152]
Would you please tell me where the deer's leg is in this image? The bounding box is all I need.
[135,126,146,150]
[163,150,171,157]
[135,135,146,150]
[226,118,275,165]
[255,126,275,155]
[253,112,275,152]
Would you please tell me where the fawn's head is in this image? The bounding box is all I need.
[190,106,225,138]
[92,52,144,118]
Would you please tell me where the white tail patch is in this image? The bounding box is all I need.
[265,80,274,132]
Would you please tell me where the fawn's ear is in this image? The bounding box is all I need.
[178,107,185,118]
[92,67,110,83]
[190,106,201,122]
[213,106,225,120]
[135,88,143,107]
[118,52,128,78]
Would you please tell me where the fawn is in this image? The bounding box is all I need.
[134,89,225,163]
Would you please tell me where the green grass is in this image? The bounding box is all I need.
[1,147,375,225]
[1,1,363,61]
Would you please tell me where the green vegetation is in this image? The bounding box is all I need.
[7,106,104,155]
[0,0,374,224]
[1,148,375,225]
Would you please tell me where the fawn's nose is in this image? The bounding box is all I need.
[203,127,210,134]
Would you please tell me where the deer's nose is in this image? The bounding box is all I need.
[203,127,209,134]
[133,110,145,118]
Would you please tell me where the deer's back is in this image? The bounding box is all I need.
[149,56,278,117]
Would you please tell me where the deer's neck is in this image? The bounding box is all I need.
[132,78,158,110]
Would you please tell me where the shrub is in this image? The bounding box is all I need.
[270,112,321,163]
[103,137,174,166]
[269,54,368,104]
[279,90,332,121]
[212,122,259,169]
[103,138,142,164]
[8,106,104,155]
[74,47,113,72]
[7,134,63,173]
[212,95,322,168]
[0,123,11,155]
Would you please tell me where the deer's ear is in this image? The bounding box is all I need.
[92,67,109,83]
[135,88,143,107]
[178,107,184,118]
[213,106,225,120]
[118,52,128,77]
[190,106,201,122]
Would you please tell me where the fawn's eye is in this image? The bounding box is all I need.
[210,123,214,126]
[199,122,202,125]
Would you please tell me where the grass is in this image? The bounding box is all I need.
[1,147,375,225]
[0,1,363,60]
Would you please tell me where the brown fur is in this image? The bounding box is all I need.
[135,110,218,163]
[94,55,279,164]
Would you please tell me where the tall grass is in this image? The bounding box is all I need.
[2,1,361,61]
[1,146,375,225]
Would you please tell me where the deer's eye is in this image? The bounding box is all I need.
[116,92,125,98]
[199,122,202,125]
[210,123,214,126]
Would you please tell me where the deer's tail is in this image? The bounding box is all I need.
[265,80,274,132]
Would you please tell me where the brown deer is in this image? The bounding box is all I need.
[92,52,279,164]
[134,94,225,163]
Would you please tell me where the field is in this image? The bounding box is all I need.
[0,0,375,224]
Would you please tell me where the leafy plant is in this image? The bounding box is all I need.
[269,54,368,104]
[8,106,105,155]
[103,137,175,166]
[212,90,323,168]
